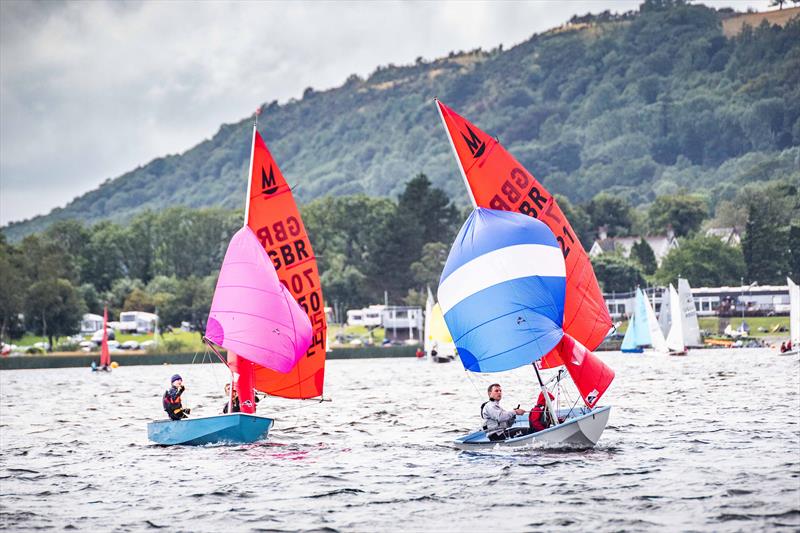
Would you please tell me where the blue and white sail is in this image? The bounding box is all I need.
[621,288,667,353]
[437,208,566,372]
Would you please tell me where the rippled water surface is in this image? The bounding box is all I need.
[1,350,799,532]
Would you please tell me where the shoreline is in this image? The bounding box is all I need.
[0,345,418,370]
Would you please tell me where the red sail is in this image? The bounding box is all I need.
[554,333,614,408]
[100,306,110,367]
[245,131,327,399]
[436,100,612,351]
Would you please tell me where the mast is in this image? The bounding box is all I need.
[237,107,261,413]
[243,109,260,225]
[434,98,477,208]
[532,362,560,427]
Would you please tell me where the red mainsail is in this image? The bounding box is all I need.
[435,100,612,352]
[100,306,110,367]
[244,130,327,399]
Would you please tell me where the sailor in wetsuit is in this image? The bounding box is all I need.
[481,383,525,440]
[163,374,190,420]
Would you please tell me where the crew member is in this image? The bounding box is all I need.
[163,374,190,420]
[529,391,556,432]
[482,383,525,440]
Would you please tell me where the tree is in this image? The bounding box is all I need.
[647,195,708,237]
[655,235,745,287]
[630,238,658,275]
[585,193,634,237]
[0,238,26,341]
[741,200,790,285]
[555,194,593,251]
[397,173,459,246]
[591,254,646,293]
[24,278,86,350]
[409,242,450,291]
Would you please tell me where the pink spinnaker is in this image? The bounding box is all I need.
[205,226,312,373]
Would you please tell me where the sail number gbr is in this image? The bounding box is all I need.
[255,216,310,270]
[486,167,576,260]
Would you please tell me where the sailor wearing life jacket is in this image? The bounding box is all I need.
[481,383,525,432]
[163,374,190,420]
[529,391,556,432]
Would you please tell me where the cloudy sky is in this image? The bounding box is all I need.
[0,0,771,226]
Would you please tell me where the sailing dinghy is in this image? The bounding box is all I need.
[664,284,688,356]
[782,277,799,355]
[620,288,669,354]
[148,112,325,445]
[439,209,614,449]
[424,288,457,363]
[435,100,614,448]
[92,306,112,371]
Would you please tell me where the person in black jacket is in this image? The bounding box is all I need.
[163,374,190,420]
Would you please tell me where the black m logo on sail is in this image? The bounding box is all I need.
[461,125,486,159]
[261,165,279,195]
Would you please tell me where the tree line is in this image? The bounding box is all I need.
[1,173,796,349]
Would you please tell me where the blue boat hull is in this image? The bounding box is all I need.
[147,413,274,445]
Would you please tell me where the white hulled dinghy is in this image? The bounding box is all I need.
[438,209,615,449]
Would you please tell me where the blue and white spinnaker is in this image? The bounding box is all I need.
[437,208,566,373]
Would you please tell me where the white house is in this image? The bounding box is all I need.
[705,227,741,246]
[589,227,679,267]
[346,305,384,327]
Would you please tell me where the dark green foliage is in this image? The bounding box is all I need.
[655,235,746,287]
[647,195,708,236]
[24,278,86,351]
[630,239,658,275]
[591,254,646,293]
[0,236,26,341]
[4,4,799,241]
[740,182,798,284]
[586,193,634,237]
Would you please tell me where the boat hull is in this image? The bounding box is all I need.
[147,413,274,445]
[454,405,611,450]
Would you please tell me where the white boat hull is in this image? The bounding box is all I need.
[453,405,611,450]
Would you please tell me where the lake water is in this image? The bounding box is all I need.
[1,349,798,532]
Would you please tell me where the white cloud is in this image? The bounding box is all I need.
[0,0,771,225]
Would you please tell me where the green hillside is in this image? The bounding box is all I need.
[4,1,799,241]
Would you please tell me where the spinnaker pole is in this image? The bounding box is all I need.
[532,362,560,427]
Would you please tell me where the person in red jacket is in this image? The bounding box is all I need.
[528,391,556,432]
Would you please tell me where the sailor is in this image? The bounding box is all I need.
[529,391,556,432]
[222,383,259,413]
[481,383,525,440]
[163,374,190,420]
[222,383,241,413]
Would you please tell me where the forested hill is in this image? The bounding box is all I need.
[4,1,799,241]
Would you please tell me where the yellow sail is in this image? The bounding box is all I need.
[428,304,453,344]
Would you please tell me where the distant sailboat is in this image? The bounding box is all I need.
[781,277,798,355]
[621,288,668,354]
[423,288,457,363]
[677,278,702,347]
[665,285,688,356]
[93,306,112,372]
